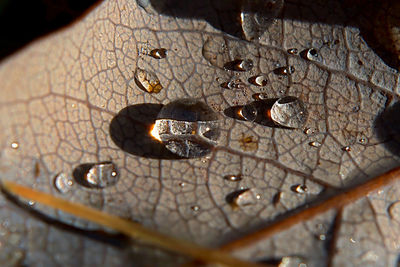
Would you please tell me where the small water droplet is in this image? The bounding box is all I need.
[11,142,19,149]
[28,200,35,206]
[274,66,295,75]
[388,201,400,221]
[270,96,308,128]
[342,146,351,152]
[352,105,360,113]
[224,59,253,71]
[179,182,186,187]
[73,161,119,189]
[358,137,368,144]
[226,188,261,207]
[309,141,322,147]
[249,75,268,86]
[191,205,200,212]
[153,99,220,158]
[350,237,357,243]
[291,184,308,194]
[304,127,315,135]
[54,172,74,194]
[287,48,298,55]
[279,256,308,267]
[224,174,243,182]
[318,234,326,241]
[252,93,268,101]
[134,68,163,93]
[149,48,167,59]
[301,48,319,61]
[227,78,246,90]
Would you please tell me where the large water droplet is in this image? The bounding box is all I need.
[134,68,163,94]
[73,161,119,189]
[240,0,284,40]
[240,102,258,121]
[53,172,74,194]
[152,99,220,158]
[270,96,308,128]
[224,59,254,71]
[249,75,268,86]
[226,188,261,207]
[150,48,167,59]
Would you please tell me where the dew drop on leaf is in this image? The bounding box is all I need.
[270,96,308,128]
[134,68,163,93]
[10,142,19,149]
[227,78,247,90]
[274,66,295,75]
[149,48,167,59]
[240,0,284,40]
[249,75,268,86]
[342,146,351,152]
[301,48,319,61]
[287,48,298,55]
[252,93,269,101]
[309,141,322,148]
[290,184,308,194]
[53,172,74,194]
[223,174,243,182]
[224,59,254,71]
[152,99,220,158]
[226,188,261,207]
[74,161,119,189]
[303,127,315,135]
[191,205,200,212]
[279,256,308,267]
[240,102,258,121]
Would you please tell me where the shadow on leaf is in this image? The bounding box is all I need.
[374,101,400,156]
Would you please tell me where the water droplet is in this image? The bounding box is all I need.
[74,161,119,189]
[134,68,163,93]
[318,234,326,241]
[10,142,19,149]
[270,96,308,128]
[28,200,35,206]
[309,141,322,147]
[352,105,360,113]
[342,146,351,152]
[358,137,368,144]
[153,99,220,158]
[388,201,400,221]
[291,184,308,194]
[224,59,253,72]
[274,66,295,75]
[240,103,258,121]
[54,172,74,194]
[191,205,200,212]
[249,75,268,86]
[227,78,247,90]
[149,48,167,59]
[226,188,261,207]
[301,48,319,61]
[304,127,315,135]
[252,93,268,101]
[240,0,284,40]
[279,256,308,267]
[350,237,357,243]
[136,0,156,14]
[273,191,282,205]
[179,182,185,187]
[287,48,298,55]
[224,174,243,182]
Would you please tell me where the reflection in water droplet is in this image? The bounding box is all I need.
[301,48,319,61]
[134,68,163,93]
[240,103,258,121]
[279,256,308,267]
[227,188,261,207]
[252,93,269,101]
[287,48,298,55]
[191,205,200,212]
[28,200,35,206]
[249,75,268,86]
[11,142,19,149]
[224,174,243,182]
[388,201,400,221]
[358,137,368,144]
[304,127,315,135]
[54,172,74,194]
[227,78,246,90]
[76,162,119,189]
[291,184,308,194]
[178,182,185,187]
[309,141,322,147]
[136,0,156,14]
[224,59,254,71]
[270,96,308,128]
[240,0,284,40]
[274,66,295,75]
[318,234,326,241]
[149,48,168,59]
[153,99,220,158]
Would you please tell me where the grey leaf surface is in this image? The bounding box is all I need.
[0,0,400,266]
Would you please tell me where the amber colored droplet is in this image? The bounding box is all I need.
[134,68,163,93]
[309,141,322,148]
[149,48,168,59]
[224,174,243,182]
[11,142,19,149]
[224,59,253,71]
[287,48,298,55]
[249,75,268,86]
[291,184,308,194]
[342,146,351,152]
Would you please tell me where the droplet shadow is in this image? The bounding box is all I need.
[109,103,183,159]
[374,101,400,156]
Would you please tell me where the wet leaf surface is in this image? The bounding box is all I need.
[1,0,400,266]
